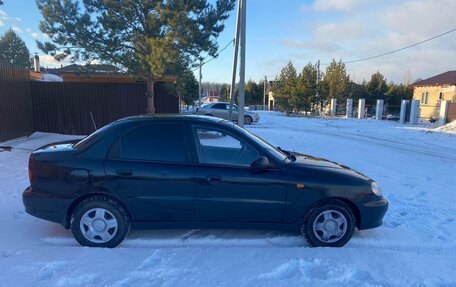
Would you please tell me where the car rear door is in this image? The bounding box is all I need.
[104,122,195,222]
[191,125,286,223]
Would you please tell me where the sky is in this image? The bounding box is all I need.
[0,0,455,84]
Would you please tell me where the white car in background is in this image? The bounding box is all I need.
[195,102,260,124]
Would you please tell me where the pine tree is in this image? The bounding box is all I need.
[219,84,229,102]
[0,29,32,68]
[323,59,349,101]
[366,72,388,104]
[273,61,298,113]
[245,80,262,105]
[176,63,198,106]
[36,0,235,113]
[297,62,318,114]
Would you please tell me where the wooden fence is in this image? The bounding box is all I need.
[0,59,180,141]
[0,61,34,142]
[31,82,148,135]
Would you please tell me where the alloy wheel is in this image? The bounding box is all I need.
[79,208,118,243]
[312,209,348,243]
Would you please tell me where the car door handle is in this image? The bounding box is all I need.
[205,175,222,182]
[116,169,133,176]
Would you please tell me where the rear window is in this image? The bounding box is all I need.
[74,123,114,150]
[114,124,187,163]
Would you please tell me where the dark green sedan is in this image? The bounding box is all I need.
[23,115,388,248]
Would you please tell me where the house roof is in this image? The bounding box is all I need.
[47,64,118,74]
[413,71,456,86]
[44,63,178,83]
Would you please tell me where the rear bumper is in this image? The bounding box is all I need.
[358,197,388,230]
[22,186,70,228]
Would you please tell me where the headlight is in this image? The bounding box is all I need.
[371,182,382,196]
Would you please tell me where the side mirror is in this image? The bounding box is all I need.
[251,156,270,170]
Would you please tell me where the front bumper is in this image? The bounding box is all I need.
[358,196,389,230]
[22,186,70,228]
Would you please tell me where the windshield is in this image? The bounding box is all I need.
[223,122,287,161]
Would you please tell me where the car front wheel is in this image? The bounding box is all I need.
[244,116,252,125]
[71,195,130,248]
[301,199,355,247]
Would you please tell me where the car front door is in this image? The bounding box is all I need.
[191,125,286,223]
[210,103,228,119]
[104,122,195,222]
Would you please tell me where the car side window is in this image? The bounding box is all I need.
[212,103,226,109]
[113,124,187,163]
[193,127,260,167]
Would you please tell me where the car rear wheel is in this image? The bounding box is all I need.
[244,116,252,125]
[71,195,130,248]
[301,199,355,247]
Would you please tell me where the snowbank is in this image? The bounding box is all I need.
[434,120,456,134]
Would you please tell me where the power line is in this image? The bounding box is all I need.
[192,39,234,72]
[322,27,456,65]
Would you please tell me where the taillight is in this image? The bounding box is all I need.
[28,155,36,185]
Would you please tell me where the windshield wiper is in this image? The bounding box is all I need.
[277,147,296,162]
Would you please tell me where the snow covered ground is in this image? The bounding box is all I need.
[1,112,456,286]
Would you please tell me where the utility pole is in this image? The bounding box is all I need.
[228,0,242,118]
[316,59,321,113]
[237,0,247,127]
[198,61,202,107]
[263,76,267,110]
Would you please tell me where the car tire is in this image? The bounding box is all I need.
[244,116,252,125]
[301,199,355,247]
[71,195,130,248]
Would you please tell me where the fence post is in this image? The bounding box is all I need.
[358,99,365,119]
[409,100,420,125]
[399,100,409,124]
[330,98,337,117]
[346,99,353,118]
[375,99,384,120]
[439,100,450,125]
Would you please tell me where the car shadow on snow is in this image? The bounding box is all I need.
[38,226,309,248]
[37,223,380,249]
[123,229,308,248]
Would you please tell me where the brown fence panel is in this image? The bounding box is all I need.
[1,61,178,140]
[154,83,179,114]
[0,60,34,142]
[447,103,456,123]
[31,82,147,135]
